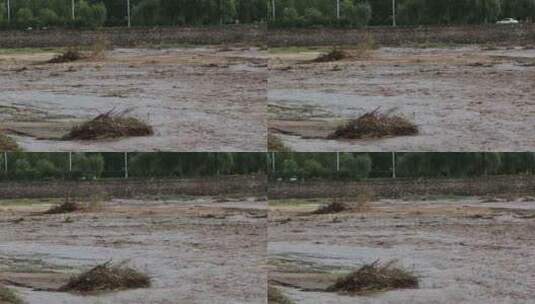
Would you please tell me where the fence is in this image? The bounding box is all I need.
[0,174,267,199]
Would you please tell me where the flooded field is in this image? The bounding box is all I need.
[268,197,535,303]
[268,45,535,151]
[0,196,267,304]
[0,46,267,151]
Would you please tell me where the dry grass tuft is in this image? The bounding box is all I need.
[0,284,23,304]
[329,108,418,139]
[90,34,111,59]
[268,134,291,152]
[354,35,378,58]
[63,109,153,140]
[49,48,84,63]
[327,260,418,295]
[350,191,374,212]
[268,285,295,304]
[0,132,19,151]
[59,261,150,294]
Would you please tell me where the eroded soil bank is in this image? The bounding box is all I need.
[0,196,267,304]
[268,197,535,303]
[268,45,535,151]
[0,46,267,151]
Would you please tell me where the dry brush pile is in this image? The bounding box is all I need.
[63,110,153,140]
[59,261,150,294]
[329,108,418,140]
[327,260,418,295]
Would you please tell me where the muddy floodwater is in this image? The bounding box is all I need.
[268,197,535,303]
[0,46,267,151]
[0,196,267,304]
[268,46,535,151]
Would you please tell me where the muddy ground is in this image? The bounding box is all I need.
[268,196,535,303]
[0,196,267,304]
[268,45,535,151]
[0,46,267,151]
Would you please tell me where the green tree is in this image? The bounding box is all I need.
[281,159,300,179]
[35,159,59,178]
[302,159,328,178]
[340,153,372,179]
[73,153,105,179]
[16,8,34,24]
[38,8,60,25]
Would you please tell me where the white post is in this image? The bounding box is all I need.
[392,152,396,178]
[336,0,340,20]
[272,0,276,20]
[6,0,10,23]
[124,152,128,179]
[392,0,397,27]
[271,152,276,172]
[336,152,340,172]
[69,152,72,172]
[127,0,131,28]
[72,0,75,20]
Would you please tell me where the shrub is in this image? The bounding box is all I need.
[339,154,372,180]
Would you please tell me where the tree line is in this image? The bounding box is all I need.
[270,152,535,180]
[1,152,534,181]
[0,153,267,180]
[269,0,535,27]
[0,0,267,28]
[2,1,534,29]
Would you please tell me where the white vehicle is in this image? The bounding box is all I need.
[497,18,519,24]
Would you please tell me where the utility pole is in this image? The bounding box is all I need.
[392,152,396,178]
[127,0,131,28]
[6,0,10,23]
[336,0,340,20]
[271,152,276,173]
[272,0,276,21]
[392,0,397,27]
[3,152,7,174]
[124,152,128,179]
[336,152,340,173]
[72,0,75,20]
[69,152,73,172]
